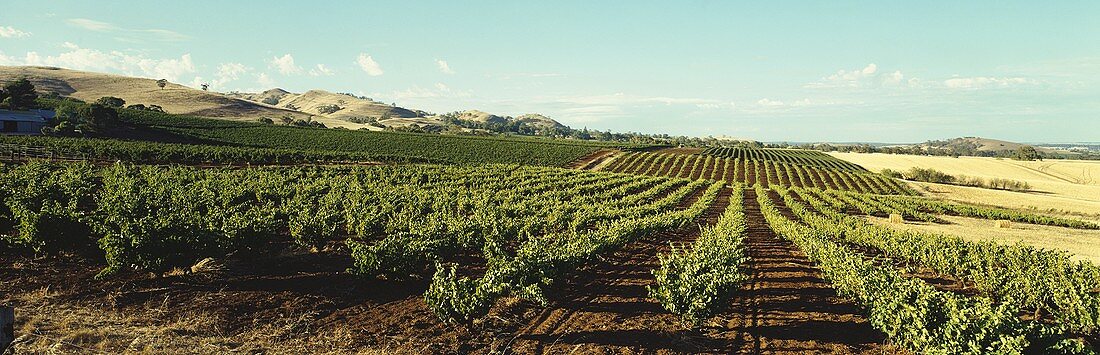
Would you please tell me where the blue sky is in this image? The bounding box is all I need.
[1,1,1098,143]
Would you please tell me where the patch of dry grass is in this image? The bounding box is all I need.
[863,214,1100,263]
[1,288,396,354]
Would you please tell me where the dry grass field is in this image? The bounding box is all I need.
[864,215,1100,263]
[831,152,1100,217]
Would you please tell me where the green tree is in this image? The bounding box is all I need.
[3,78,38,110]
[1012,146,1042,161]
[95,96,126,108]
[157,79,168,90]
[46,102,117,136]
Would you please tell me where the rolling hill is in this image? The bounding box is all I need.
[0,66,313,121]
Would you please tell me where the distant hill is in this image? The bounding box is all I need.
[0,65,571,134]
[514,113,566,130]
[0,65,316,122]
[227,89,421,129]
[922,137,1067,154]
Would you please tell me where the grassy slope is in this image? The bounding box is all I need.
[830,152,1100,215]
[864,215,1100,263]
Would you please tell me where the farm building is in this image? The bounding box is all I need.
[0,109,53,135]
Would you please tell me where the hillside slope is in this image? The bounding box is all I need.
[228,89,420,124]
[830,152,1100,215]
[0,66,310,120]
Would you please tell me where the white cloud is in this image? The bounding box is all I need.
[0,42,195,81]
[356,53,383,76]
[757,98,785,106]
[436,59,454,74]
[256,72,275,88]
[557,93,719,106]
[268,54,302,75]
[309,64,334,76]
[65,18,188,42]
[209,62,249,88]
[943,76,1029,89]
[804,63,912,89]
[387,84,469,100]
[0,25,31,38]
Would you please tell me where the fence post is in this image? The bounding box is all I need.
[0,306,13,351]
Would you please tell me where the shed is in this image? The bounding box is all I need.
[0,109,53,135]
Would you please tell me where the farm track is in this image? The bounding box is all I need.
[503,187,730,354]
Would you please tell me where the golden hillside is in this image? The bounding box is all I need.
[0,66,307,120]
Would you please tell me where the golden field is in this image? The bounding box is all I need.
[831,152,1100,217]
[864,215,1100,263]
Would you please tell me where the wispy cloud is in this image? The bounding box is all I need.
[268,54,302,75]
[804,63,913,89]
[209,62,249,88]
[436,59,454,74]
[309,63,334,76]
[0,25,31,38]
[256,72,275,88]
[386,83,470,100]
[943,76,1030,89]
[356,53,383,76]
[0,42,195,82]
[66,18,188,42]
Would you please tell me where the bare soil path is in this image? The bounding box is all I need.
[500,188,900,354]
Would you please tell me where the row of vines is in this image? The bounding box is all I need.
[601,150,911,194]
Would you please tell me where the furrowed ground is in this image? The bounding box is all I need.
[2,144,1098,354]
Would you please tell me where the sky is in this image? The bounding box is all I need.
[1,1,1098,143]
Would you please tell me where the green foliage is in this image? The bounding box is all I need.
[94,96,126,108]
[604,149,913,195]
[780,186,1100,345]
[1013,146,1042,161]
[756,185,1046,353]
[904,167,955,184]
[2,78,38,110]
[880,168,903,179]
[0,161,97,253]
[316,104,342,114]
[649,185,748,326]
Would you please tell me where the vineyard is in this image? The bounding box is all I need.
[597,148,914,194]
[3,150,1098,353]
[0,105,632,166]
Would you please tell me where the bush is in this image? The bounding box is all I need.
[95,96,126,108]
[317,104,343,114]
[904,167,955,184]
[881,169,903,179]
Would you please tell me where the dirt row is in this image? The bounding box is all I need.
[1,186,905,354]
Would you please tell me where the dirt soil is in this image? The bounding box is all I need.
[0,188,902,354]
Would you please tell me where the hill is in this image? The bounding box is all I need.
[921,137,1064,154]
[0,65,579,137]
[0,65,313,122]
[227,89,421,129]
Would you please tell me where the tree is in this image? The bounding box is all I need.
[95,96,126,108]
[157,79,168,90]
[200,83,209,91]
[1013,146,1042,161]
[46,102,118,136]
[3,78,38,110]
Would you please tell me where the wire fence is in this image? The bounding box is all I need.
[0,143,94,163]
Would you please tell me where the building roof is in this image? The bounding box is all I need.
[0,109,53,123]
